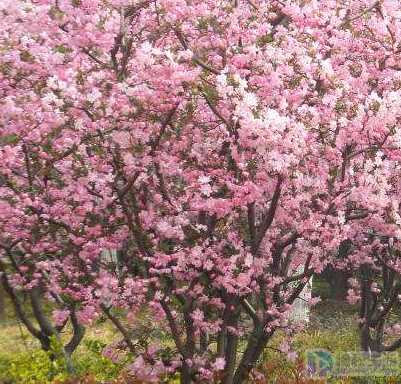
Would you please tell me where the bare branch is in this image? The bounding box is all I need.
[253,175,284,253]
[241,298,259,325]
[101,304,137,354]
[64,309,85,355]
[174,29,220,75]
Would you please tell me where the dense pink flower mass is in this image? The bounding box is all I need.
[2,0,401,382]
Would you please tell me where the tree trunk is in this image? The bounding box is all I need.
[232,328,272,384]
[180,362,192,384]
[222,314,239,384]
[0,286,5,321]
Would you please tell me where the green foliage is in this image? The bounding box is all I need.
[312,277,332,300]
[259,325,401,384]
[0,337,125,384]
[294,329,357,354]
[0,349,67,384]
[256,33,273,47]
[53,45,73,55]
[256,325,358,384]
[73,339,124,381]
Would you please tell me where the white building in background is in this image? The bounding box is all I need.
[289,269,313,324]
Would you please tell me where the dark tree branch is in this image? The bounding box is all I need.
[254,175,284,253]
[247,202,256,247]
[174,29,220,75]
[0,269,42,340]
[241,298,259,326]
[30,288,56,337]
[64,309,85,356]
[160,300,186,357]
[101,304,137,354]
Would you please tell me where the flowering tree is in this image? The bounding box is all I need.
[327,0,401,354]
[3,0,401,383]
[346,239,401,353]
